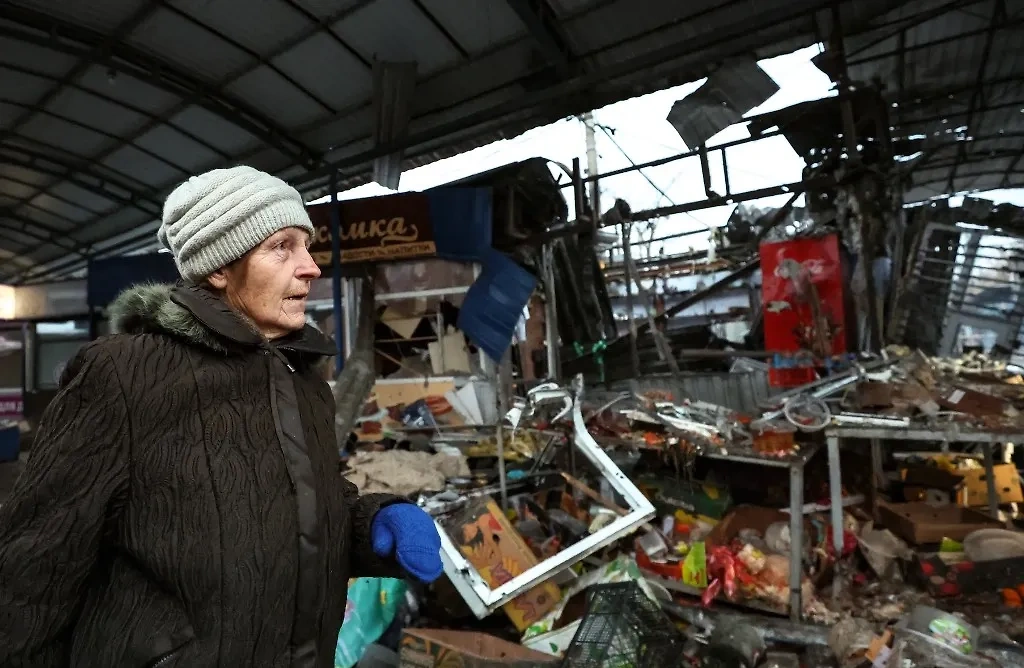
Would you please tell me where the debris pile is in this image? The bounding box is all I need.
[335,350,1024,668]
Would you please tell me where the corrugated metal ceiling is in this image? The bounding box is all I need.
[844,0,1024,202]
[0,0,927,282]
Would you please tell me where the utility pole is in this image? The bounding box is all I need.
[583,112,601,217]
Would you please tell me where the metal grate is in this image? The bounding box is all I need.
[561,582,683,668]
[892,222,1024,356]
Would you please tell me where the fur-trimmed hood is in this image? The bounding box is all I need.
[108,282,335,358]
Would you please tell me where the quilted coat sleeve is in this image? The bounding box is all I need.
[340,478,412,579]
[0,343,130,666]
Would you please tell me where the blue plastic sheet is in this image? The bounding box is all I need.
[335,578,407,668]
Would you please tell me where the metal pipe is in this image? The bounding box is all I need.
[496,352,512,511]
[329,170,344,372]
[788,463,804,621]
[629,177,835,224]
[331,277,376,451]
[621,223,640,376]
[543,244,560,380]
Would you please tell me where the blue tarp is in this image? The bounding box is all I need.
[457,248,537,362]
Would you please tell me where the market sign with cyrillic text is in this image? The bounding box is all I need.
[306,193,436,267]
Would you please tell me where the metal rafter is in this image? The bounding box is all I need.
[906,131,1024,175]
[271,0,374,69]
[895,73,1024,107]
[845,17,1024,68]
[0,174,104,221]
[5,218,160,284]
[0,151,162,217]
[0,1,164,143]
[0,0,390,256]
[0,61,232,160]
[0,142,163,206]
[505,0,574,74]
[0,96,193,175]
[945,0,1006,193]
[408,0,471,59]
[159,3,335,113]
[897,96,1024,130]
[845,0,989,59]
[3,135,162,194]
[914,168,1024,189]
[0,4,317,164]
[13,0,750,282]
[1000,144,1024,187]
[292,0,824,189]
[0,210,86,256]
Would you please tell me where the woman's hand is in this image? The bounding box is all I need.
[370,504,443,583]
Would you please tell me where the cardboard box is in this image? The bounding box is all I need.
[901,463,1023,507]
[878,503,1003,545]
[959,464,1023,507]
[400,629,557,668]
[447,499,561,631]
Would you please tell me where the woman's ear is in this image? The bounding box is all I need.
[206,268,229,290]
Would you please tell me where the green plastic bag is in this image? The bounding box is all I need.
[335,578,407,668]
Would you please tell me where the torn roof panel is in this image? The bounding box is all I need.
[0,0,908,282]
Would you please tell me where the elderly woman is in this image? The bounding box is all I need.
[0,166,443,668]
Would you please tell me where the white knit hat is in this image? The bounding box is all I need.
[158,165,314,282]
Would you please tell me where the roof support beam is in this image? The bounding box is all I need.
[0,174,104,221]
[845,0,989,59]
[0,152,161,218]
[294,0,829,191]
[0,1,163,143]
[0,211,86,257]
[6,218,160,284]
[2,136,160,194]
[0,61,231,161]
[1000,145,1024,188]
[0,4,317,166]
[0,97,193,176]
[505,0,575,75]
[0,145,162,209]
[844,17,1024,68]
[946,0,1006,194]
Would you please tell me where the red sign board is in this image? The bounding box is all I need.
[760,234,847,387]
[306,193,436,267]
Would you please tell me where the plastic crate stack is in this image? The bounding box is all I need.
[561,582,684,668]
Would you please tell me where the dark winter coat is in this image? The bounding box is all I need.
[0,283,405,668]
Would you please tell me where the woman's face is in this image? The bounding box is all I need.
[208,227,321,339]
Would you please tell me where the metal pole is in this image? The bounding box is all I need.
[496,351,512,511]
[583,112,601,217]
[329,170,344,372]
[543,244,560,380]
[341,278,356,360]
[621,223,640,376]
[826,434,844,600]
[788,463,804,621]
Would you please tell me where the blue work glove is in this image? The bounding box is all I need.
[370,504,443,583]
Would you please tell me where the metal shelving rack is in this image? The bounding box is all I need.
[822,426,1018,564]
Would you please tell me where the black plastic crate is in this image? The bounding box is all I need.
[561,582,684,668]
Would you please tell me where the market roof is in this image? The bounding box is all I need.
[0,0,975,284]
[842,0,1024,203]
